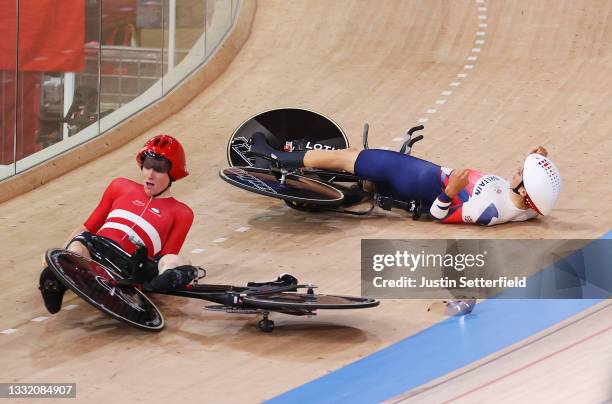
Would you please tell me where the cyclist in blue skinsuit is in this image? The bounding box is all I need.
[248,132,562,225]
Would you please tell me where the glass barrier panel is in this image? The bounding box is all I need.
[0,1,17,180]
[162,0,207,94]
[15,0,100,174]
[0,71,17,180]
[99,0,163,133]
[3,0,240,180]
[232,0,240,20]
[206,0,233,58]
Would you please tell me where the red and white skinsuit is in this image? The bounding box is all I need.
[84,178,194,257]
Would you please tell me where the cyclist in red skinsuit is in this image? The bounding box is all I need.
[39,135,198,314]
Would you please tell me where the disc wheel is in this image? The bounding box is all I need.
[227,107,349,167]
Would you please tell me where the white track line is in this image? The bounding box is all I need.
[393,0,487,146]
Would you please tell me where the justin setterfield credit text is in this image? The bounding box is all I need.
[371,276,527,288]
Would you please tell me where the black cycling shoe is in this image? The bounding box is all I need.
[248,132,306,169]
[247,132,276,168]
[38,266,67,314]
[247,273,299,291]
[144,265,199,292]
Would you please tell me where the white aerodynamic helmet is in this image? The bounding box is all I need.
[522,153,562,215]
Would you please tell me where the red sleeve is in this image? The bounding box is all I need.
[159,204,194,255]
[83,179,121,232]
[439,205,464,224]
[430,191,465,224]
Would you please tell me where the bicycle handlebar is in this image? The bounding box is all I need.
[407,125,425,136]
[408,134,424,147]
[362,122,370,149]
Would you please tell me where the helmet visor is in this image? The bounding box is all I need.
[142,152,171,174]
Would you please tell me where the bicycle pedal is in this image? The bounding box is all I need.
[191,266,207,285]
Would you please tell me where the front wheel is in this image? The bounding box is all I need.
[45,248,165,331]
[243,293,379,311]
[220,166,346,206]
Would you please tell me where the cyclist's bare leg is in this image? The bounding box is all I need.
[158,254,192,274]
[67,240,92,259]
[303,148,374,190]
[303,148,361,173]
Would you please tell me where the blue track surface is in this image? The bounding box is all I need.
[267,232,611,404]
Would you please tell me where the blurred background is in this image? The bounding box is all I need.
[0,0,240,180]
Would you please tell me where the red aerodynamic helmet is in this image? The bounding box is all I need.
[136,135,189,181]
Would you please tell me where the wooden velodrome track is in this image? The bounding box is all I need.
[1,0,611,402]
